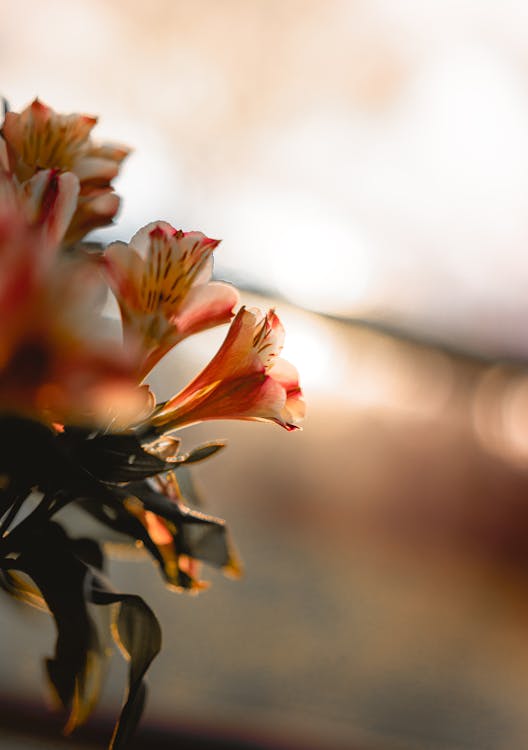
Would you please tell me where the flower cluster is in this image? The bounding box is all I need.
[0,98,304,748]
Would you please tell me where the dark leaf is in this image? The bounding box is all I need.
[59,430,169,484]
[70,537,105,570]
[0,567,48,611]
[127,482,232,569]
[15,522,104,731]
[76,497,167,573]
[0,416,58,490]
[172,464,204,508]
[174,441,226,465]
[0,417,122,507]
[88,576,161,750]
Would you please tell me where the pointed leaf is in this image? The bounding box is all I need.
[77,497,168,573]
[127,481,232,568]
[174,441,226,465]
[173,464,204,508]
[88,576,161,750]
[15,522,104,731]
[60,429,169,483]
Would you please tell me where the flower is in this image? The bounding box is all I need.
[104,221,239,379]
[0,167,79,250]
[0,92,306,750]
[150,306,305,432]
[0,197,147,428]
[0,168,78,334]
[1,98,129,244]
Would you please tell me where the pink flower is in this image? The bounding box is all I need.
[150,306,305,432]
[104,221,239,379]
[0,167,79,250]
[1,98,129,244]
[0,195,148,428]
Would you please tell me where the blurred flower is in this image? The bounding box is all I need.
[150,306,305,431]
[19,169,80,247]
[0,169,76,331]
[0,197,146,428]
[0,167,79,250]
[104,221,238,378]
[1,98,129,244]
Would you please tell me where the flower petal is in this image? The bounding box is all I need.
[20,170,80,247]
[151,307,304,432]
[168,281,239,337]
[104,221,234,378]
[73,156,120,184]
[65,190,120,244]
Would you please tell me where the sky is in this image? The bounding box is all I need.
[4,0,528,357]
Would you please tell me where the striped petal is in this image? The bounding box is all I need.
[151,307,304,432]
[104,221,237,378]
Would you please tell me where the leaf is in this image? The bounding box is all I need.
[14,521,161,747]
[15,522,104,732]
[0,416,58,490]
[59,429,169,484]
[127,481,234,569]
[0,568,48,611]
[172,464,204,508]
[76,497,168,573]
[173,441,226,465]
[0,418,122,508]
[88,576,161,750]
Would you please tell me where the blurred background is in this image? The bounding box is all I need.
[4,1,528,748]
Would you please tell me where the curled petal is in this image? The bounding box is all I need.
[87,142,129,164]
[271,358,306,428]
[73,156,120,184]
[174,281,240,338]
[65,190,121,244]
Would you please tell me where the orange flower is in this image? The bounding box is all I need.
[0,168,77,332]
[150,307,305,432]
[0,197,147,428]
[104,221,239,379]
[1,98,129,244]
